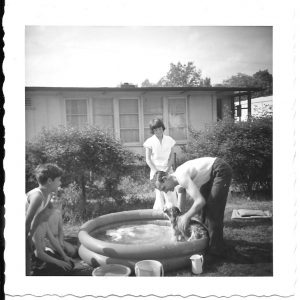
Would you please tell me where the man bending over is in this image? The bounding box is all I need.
[153,157,232,257]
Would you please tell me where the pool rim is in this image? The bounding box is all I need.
[78,209,209,260]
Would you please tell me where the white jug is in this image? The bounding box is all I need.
[135,260,164,277]
[190,254,204,274]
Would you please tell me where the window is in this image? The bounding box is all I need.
[64,95,188,144]
[66,99,88,128]
[168,98,187,140]
[93,98,114,133]
[143,96,163,139]
[119,99,139,143]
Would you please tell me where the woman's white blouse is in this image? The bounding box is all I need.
[143,134,176,179]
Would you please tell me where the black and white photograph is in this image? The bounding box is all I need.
[4,0,299,299]
[24,25,273,277]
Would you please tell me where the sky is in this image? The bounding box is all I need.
[25,26,272,87]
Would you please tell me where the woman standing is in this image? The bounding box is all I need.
[143,118,179,210]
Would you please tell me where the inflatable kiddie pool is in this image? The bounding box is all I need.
[78,209,208,272]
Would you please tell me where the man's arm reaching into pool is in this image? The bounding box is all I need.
[176,176,206,233]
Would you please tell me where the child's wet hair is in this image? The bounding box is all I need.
[34,163,63,185]
[149,118,165,134]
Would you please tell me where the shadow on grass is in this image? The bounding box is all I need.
[226,239,272,263]
[224,218,273,229]
[202,238,273,276]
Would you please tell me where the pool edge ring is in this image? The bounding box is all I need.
[79,244,203,273]
[78,209,209,270]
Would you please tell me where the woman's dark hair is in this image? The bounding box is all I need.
[34,163,63,185]
[149,118,165,134]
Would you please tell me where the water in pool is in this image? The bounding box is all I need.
[91,221,175,244]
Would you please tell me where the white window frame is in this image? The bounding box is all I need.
[167,96,188,144]
[141,95,189,144]
[118,97,141,146]
[91,97,114,134]
[64,98,90,128]
[142,95,164,141]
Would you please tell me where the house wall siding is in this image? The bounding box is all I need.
[26,92,63,140]
[25,89,225,156]
[188,93,216,131]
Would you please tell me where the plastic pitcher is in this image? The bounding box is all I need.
[135,260,164,277]
[190,254,204,274]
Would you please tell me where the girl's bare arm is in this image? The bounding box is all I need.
[166,146,175,172]
[145,148,158,174]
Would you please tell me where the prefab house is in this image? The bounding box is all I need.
[25,86,261,155]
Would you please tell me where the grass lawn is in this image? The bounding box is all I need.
[63,195,273,277]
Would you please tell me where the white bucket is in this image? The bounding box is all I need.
[135,260,164,277]
[190,254,204,274]
[92,264,131,276]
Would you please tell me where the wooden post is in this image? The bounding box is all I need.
[237,105,242,117]
[238,95,241,122]
[247,93,252,119]
[217,98,222,121]
[231,96,235,119]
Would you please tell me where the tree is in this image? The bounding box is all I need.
[220,70,273,97]
[158,62,211,87]
[222,72,256,87]
[141,79,157,87]
[253,70,273,95]
[141,62,211,87]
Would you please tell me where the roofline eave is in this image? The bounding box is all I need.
[25,86,263,93]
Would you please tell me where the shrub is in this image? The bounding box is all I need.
[26,126,142,215]
[184,111,272,195]
[59,182,83,223]
[58,174,155,224]
[118,175,154,205]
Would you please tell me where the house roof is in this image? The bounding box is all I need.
[25,86,262,93]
